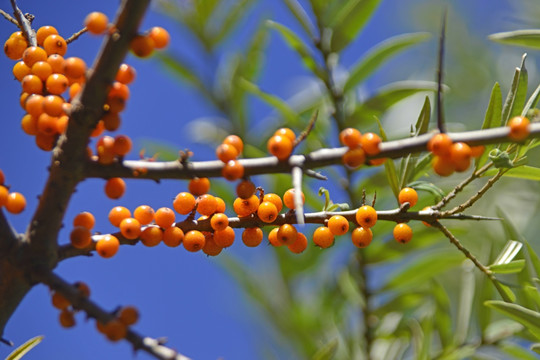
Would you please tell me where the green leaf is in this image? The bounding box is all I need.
[375,117,399,199]
[489,30,540,50]
[524,284,540,309]
[491,279,516,303]
[476,82,502,169]
[500,342,540,360]
[485,300,540,339]
[483,165,540,181]
[497,207,525,243]
[489,260,526,274]
[343,33,431,93]
[266,20,326,80]
[282,0,317,39]
[407,181,445,201]
[522,83,540,117]
[431,281,453,349]
[210,0,255,46]
[157,52,209,95]
[455,261,475,345]
[436,345,476,360]
[311,338,338,360]
[484,319,524,343]
[532,343,540,355]
[6,336,44,360]
[501,54,528,126]
[525,240,540,278]
[414,96,431,136]
[492,240,523,266]
[138,139,180,161]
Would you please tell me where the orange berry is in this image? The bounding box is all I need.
[74,281,91,297]
[215,197,226,213]
[236,180,255,199]
[0,170,4,185]
[222,160,244,181]
[214,226,235,248]
[427,133,453,156]
[4,35,28,60]
[202,234,223,256]
[339,128,361,149]
[393,223,413,244]
[113,135,132,156]
[19,92,30,109]
[25,94,45,117]
[35,133,57,151]
[148,27,170,49]
[102,112,121,131]
[233,195,260,217]
[210,213,229,231]
[508,116,530,141]
[21,114,39,135]
[104,178,126,199]
[183,230,206,252]
[139,226,163,247]
[173,192,196,215]
[31,60,53,81]
[115,64,136,84]
[130,35,155,57]
[0,186,8,207]
[22,46,47,67]
[96,234,120,258]
[155,207,176,228]
[21,74,43,94]
[450,142,472,172]
[5,192,26,214]
[73,211,95,229]
[119,218,141,240]
[70,226,92,249]
[103,319,127,342]
[276,224,298,246]
[51,291,70,310]
[216,143,238,163]
[85,12,109,35]
[327,215,349,235]
[163,227,184,247]
[47,54,65,73]
[268,227,282,246]
[263,193,283,213]
[421,206,433,227]
[342,147,366,168]
[398,187,418,207]
[267,135,293,160]
[242,228,263,247]
[63,57,87,79]
[351,227,373,248]
[288,232,308,254]
[37,113,59,136]
[313,226,334,248]
[355,205,377,228]
[274,127,296,142]
[43,95,65,117]
[223,135,243,154]
[108,81,130,101]
[470,145,485,158]
[257,201,278,223]
[360,132,382,155]
[91,120,106,138]
[432,155,455,177]
[96,135,115,164]
[188,177,210,196]
[59,309,76,328]
[56,115,69,134]
[36,26,58,47]
[118,306,139,326]
[283,188,304,210]
[197,194,218,216]
[12,61,31,81]
[43,35,67,56]
[133,205,154,225]
[108,206,131,227]
[46,73,69,95]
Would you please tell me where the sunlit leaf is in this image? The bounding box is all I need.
[407,181,445,201]
[485,300,540,339]
[283,0,317,38]
[489,260,526,274]
[501,55,528,126]
[500,342,540,359]
[6,336,43,360]
[476,82,502,169]
[525,240,540,278]
[492,240,523,265]
[489,30,540,50]
[484,319,524,343]
[492,279,517,303]
[483,165,540,181]
[210,0,255,46]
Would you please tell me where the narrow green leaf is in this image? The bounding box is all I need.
[484,319,523,343]
[415,96,431,136]
[489,260,526,274]
[6,336,44,360]
[532,343,540,354]
[522,83,540,117]
[311,338,339,360]
[501,342,540,360]
[485,300,540,339]
[492,240,523,266]
[407,181,445,201]
[455,261,475,345]
[282,0,317,39]
[497,207,525,242]
[483,165,540,181]
[266,20,325,80]
[343,33,431,93]
[476,82,502,169]
[240,23,269,82]
[524,284,540,309]
[436,345,476,360]
[525,240,540,278]
[431,280,453,349]
[157,52,210,96]
[491,279,516,303]
[375,117,399,199]
[501,55,528,126]
[210,0,255,46]
[489,30,540,50]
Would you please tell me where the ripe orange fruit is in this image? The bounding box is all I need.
[130,35,154,58]
[257,201,278,223]
[450,142,472,172]
[287,232,308,254]
[188,177,210,196]
[267,135,293,160]
[139,226,163,247]
[96,235,120,258]
[360,132,382,155]
[398,187,418,207]
[148,27,170,49]
[283,188,304,210]
[104,178,126,199]
[63,57,87,79]
[236,180,255,199]
[276,224,298,246]
[118,306,139,326]
[116,64,136,84]
[85,12,109,35]
[103,319,127,342]
[173,192,196,215]
[0,186,8,207]
[197,194,218,216]
[342,147,366,168]
[4,35,28,60]
[119,218,141,240]
[355,205,377,228]
[351,227,373,248]
[263,193,283,213]
[12,60,31,81]
[59,309,76,328]
[183,230,205,252]
[242,228,263,247]
[274,127,296,142]
[427,133,452,156]
[213,226,235,248]
[5,192,26,214]
[155,207,176,228]
[233,195,260,217]
[43,35,67,56]
[393,223,413,244]
[223,135,243,154]
[36,26,58,47]
[216,143,238,163]
[268,227,282,247]
[51,291,70,310]
[133,205,154,225]
[313,226,334,248]
[210,213,229,231]
[339,128,362,148]
[432,155,455,177]
[22,46,47,67]
[221,160,244,181]
[202,234,223,256]
[108,206,131,227]
[70,226,92,249]
[508,116,530,141]
[162,227,184,247]
[327,215,349,236]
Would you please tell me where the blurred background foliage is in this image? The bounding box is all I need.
[150,0,540,359]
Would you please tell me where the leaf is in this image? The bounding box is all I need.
[483,165,540,181]
[492,240,523,266]
[266,20,326,80]
[455,261,475,345]
[436,345,476,360]
[485,300,540,340]
[500,342,540,360]
[407,181,445,201]
[489,30,540,50]
[157,52,208,95]
[522,83,540,117]
[414,96,431,136]
[311,338,338,360]
[484,319,524,343]
[343,33,431,93]
[476,82,502,169]
[282,0,317,38]
[532,343,540,355]
[525,240,540,278]
[138,139,180,161]
[500,54,528,126]
[6,336,44,360]
[431,280,453,349]
[489,260,526,274]
[375,117,399,199]
[491,279,516,303]
[210,0,255,46]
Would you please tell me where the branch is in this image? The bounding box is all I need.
[0,9,18,26]
[65,27,88,44]
[0,209,18,253]
[9,0,36,46]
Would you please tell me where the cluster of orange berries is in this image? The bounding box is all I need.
[0,169,26,214]
[428,133,485,176]
[339,128,384,168]
[51,281,90,328]
[216,134,245,181]
[267,127,296,160]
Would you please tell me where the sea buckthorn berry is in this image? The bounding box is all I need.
[19,92,30,109]
[148,26,170,49]
[355,205,377,228]
[173,192,196,215]
[47,54,65,73]
[108,206,131,227]
[351,227,373,248]
[130,35,155,58]
[277,224,298,246]
[96,135,115,164]
[202,234,223,256]
[139,226,163,247]
[267,135,293,160]
[118,306,139,326]
[274,127,296,142]
[22,46,47,67]
[85,12,109,35]
[427,133,453,156]
[51,291,70,310]
[242,228,263,247]
[188,177,210,196]
[327,215,349,236]
[214,226,235,248]
[263,193,283,213]
[223,135,243,154]
[432,155,455,177]
[21,114,38,135]
[91,120,106,138]
[0,170,4,185]
[361,132,382,155]
[21,74,43,94]
[105,178,126,199]
[73,211,95,229]
[108,81,130,101]
[70,226,92,249]
[96,235,120,258]
[450,142,472,172]
[5,192,26,214]
[215,197,226,213]
[74,281,91,297]
[56,115,68,134]
[222,160,244,181]
[257,201,278,223]
[216,143,238,163]
[508,116,530,141]
[43,95,65,117]
[102,112,121,131]
[43,34,67,56]
[155,207,176,228]
[133,205,154,225]
[398,187,418,207]
[37,114,59,136]
[163,227,184,247]
[36,26,58,46]
[342,147,366,168]
[4,35,28,60]
[31,61,53,81]
[283,188,304,210]
[0,186,8,207]
[288,232,308,254]
[119,218,141,240]
[35,133,57,151]
[46,73,69,95]
[113,135,132,156]
[197,194,218,216]
[12,61,30,81]
[59,310,76,328]
[236,180,255,199]
[233,195,260,217]
[116,63,136,84]
[25,94,45,117]
[268,227,282,247]
[103,319,127,342]
[470,145,485,158]
[183,230,206,252]
[393,223,413,244]
[313,226,334,248]
[63,57,87,79]
[339,128,361,149]
[210,213,229,231]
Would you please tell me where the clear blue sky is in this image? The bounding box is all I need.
[0,0,529,359]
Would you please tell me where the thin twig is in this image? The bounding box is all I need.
[9,0,36,46]
[0,9,18,26]
[66,27,88,44]
[293,109,319,148]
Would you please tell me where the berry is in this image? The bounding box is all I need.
[113,135,132,156]
[263,193,283,213]
[393,223,413,244]
[257,201,278,223]
[351,227,373,248]
[85,12,109,35]
[210,213,229,231]
[46,73,69,95]
[327,215,349,235]
[102,112,121,131]
[432,155,455,177]
[427,133,452,156]
[119,218,141,240]
[173,192,196,215]
[242,228,263,247]
[163,227,184,247]
[4,35,28,60]
[313,226,334,248]
[35,133,57,151]
[202,235,223,256]
[339,128,361,149]
[342,147,366,168]
[283,188,304,210]
[197,194,218,216]
[22,47,47,67]
[25,94,45,117]
[233,195,260,217]
[108,206,131,227]
[470,145,485,158]
[223,135,243,154]
[21,74,43,94]
[216,143,238,163]
[139,226,163,247]
[355,205,377,228]
[51,291,70,310]
[103,319,127,342]
[267,135,293,160]
[268,227,282,247]
[116,64,136,84]
[508,116,530,141]
[70,226,92,249]
[96,235,120,258]
[276,224,298,246]
[398,187,418,207]
[105,178,126,199]
[12,61,31,81]
[360,132,382,155]
[5,192,26,214]
[118,306,139,326]
[0,186,8,207]
[148,27,170,49]
[133,205,155,225]
[47,54,65,73]
[59,309,76,328]
[130,35,154,58]
[450,142,472,172]
[288,232,308,254]
[189,177,210,196]
[21,114,38,136]
[155,207,176,228]
[274,127,296,142]
[63,57,87,79]
[213,226,235,248]
[74,282,91,297]
[31,61,53,81]
[222,160,244,181]
[36,26,58,47]
[43,35,67,56]
[183,230,205,252]
[43,95,65,117]
[215,197,226,213]
[236,180,255,199]
[37,113,58,136]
